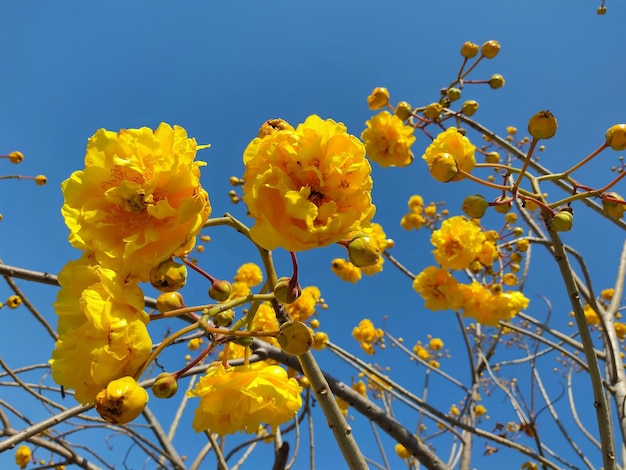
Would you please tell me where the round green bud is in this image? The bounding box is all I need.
[528,110,558,140]
[274,276,302,304]
[347,233,381,267]
[428,153,459,182]
[234,336,254,347]
[489,74,505,89]
[461,100,479,116]
[277,321,313,356]
[152,373,179,399]
[395,101,412,120]
[462,194,489,219]
[423,103,443,120]
[209,280,232,302]
[552,209,573,232]
[150,260,187,292]
[213,309,235,327]
[156,291,185,313]
[485,151,500,164]
[447,87,462,102]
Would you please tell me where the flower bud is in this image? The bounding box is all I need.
[274,276,302,304]
[35,175,47,186]
[8,151,24,164]
[427,153,459,182]
[602,192,626,218]
[150,259,187,292]
[312,331,329,350]
[156,291,185,313]
[209,280,232,302]
[462,194,489,219]
[489,74,505,89]
[151,372,179,399]
[481,40,500,59]
[528,110,558,140]
[395,101,412,120]
[460,41,479,58]
[485,151,500,164]
[346,233,381,267]
[605,124,626,151]
[597,6,607,14]
[258,119,294,138]
[423,103,443,120]
[493,196,512,214]
[447,87,462,102]
[235,336,254,347]
[552,209,573,232]
[367,87,390,110]
[277,321,313,356]
[95,377,148,425]
[461,100,479,116]
[213,308,235,327]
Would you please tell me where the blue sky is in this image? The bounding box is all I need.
[1,1,626,469]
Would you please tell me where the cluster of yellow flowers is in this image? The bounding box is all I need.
[352,318,385,354]
[52,124,211,423]
[400,195,445,231]
[413,216,529,326]
[422,127,476,183]
[574,288,626,339]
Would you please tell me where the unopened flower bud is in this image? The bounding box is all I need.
[528,110,558,140]
[277,321,313,356]
[235,336,254,347]
[151,372,179,399]
[150,260,187,292]
[156,291,185,313]
[8,151,24,164]
[35,175,47,186]
[312,331,329,350]
[493,196,512,214]
[367,87,390,110]
[461,100,479,116]
[395,101,412,120]
[428,153,459,182]
[209,280,232,302]
[95,377,148,425]
[274,276,302,304]
[447,87,462,102]
[605,124,626,151]
[423,103,443,120]
[489,74,505,89]
[213,308,235,327]
[481,40,500,59]
[602,192,626,218]
[229,176,243,186]
[460,41,479,58]
[552,209,573,232]
[462,194,489,218]
[485,151,500,164]
[346,233,381,267]
[597,6,607,14]
[258,119,294,138]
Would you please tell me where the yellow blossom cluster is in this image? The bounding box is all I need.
[361,111,416,168]
[242,115,375,252]
[431,216,497,270]
[400,195,444,231]
[285,286,322,321]
[15,445,31,469]
[422,127,476,182]
[352,319,385,354]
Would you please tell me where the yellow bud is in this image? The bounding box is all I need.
[481,40,500,59]
[395,443,411,459]
[485,151,500,164]
[258,118,294,138]
[423,103,443,120]
[447,87,461,102]
[8,151,24,164]
[489,74,505,89]
[395,101,412,120]
[552,209,573,232]
[597,6,607,14]
[462,194,489,219]
[95,377,148,425]
[35,175,47,186]
[528,110,557,140]
[367,87,390,110]
[427,153,459,182]
[213,308,235,327]
[493,196,512,214]
[150,259,187,292]
[274,276,302,304]
[151,372,179,399]
[209,280,232,302]
[461,100,479,116]
[156,291,185,313]
[310,318,320,329]
[229,176,243,186]
[605,124,626,151]
[460,41,479,58]
[7,295,22,309]
[312,331,329,350]
[346,233,381,267]
[277,321,313,356]
[602,192,626,218]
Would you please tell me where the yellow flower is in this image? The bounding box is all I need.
[431,216,486,271]
[422,127,476,182]
[189,363,302,435]
[95,376,149,425]
[458,282,529,326]
[285,286,321,321]
[61,123,211,281]
[361,111,415,168]
[395,443,411,459]
[352,319,384,348]
[6,295,22,309]
[228,280,251,300]
[615,323,626,339]
[242,115,375,252]
[51,256,151,404]
[234,262,263,287]
[475,404,487,417]
[601,288,615,301]
[429,338,444,351]
[412,266,461,311]
[331,258,362,283]
[583,303,600,325]
[188,337,204,351]
[401,212,426,231]
[414,345,430,360]
[15,445,31,469]
[366,87,390,110]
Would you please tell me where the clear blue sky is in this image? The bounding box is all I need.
[1,1,625,468]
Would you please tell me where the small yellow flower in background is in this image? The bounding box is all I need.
[431,216,486,271]
[228,280,251,300]
[366,87,390,110]
[521,462,539,470]
[361,111,415,168]
[234,262,263,287]
[401,212,425,231]
[412,266,461,312]
[15,445,31,469]
[6,295,22,309]
[582,303,600,325]
[188,337,204,351]
[615,323,626,339]
[413,344,430,360]
[352,318,384,354]
[189,363,302,435]
[601,288,615,301]
[475,404,487,417]
[35,175,48,186]
[61,123,211,281]
[331,258,362,283]
[429,338,444,351]
[422,127,476,182]
[450,404,460,416]
[458,282,529,326]
[242,115,375,252]
[95,376,148,425]
[507,126,517,134]
[312,331,328,350]
[7,150,24,164]
[353,380,367,396]
[395,442,411,459]
[286,286,321,321]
